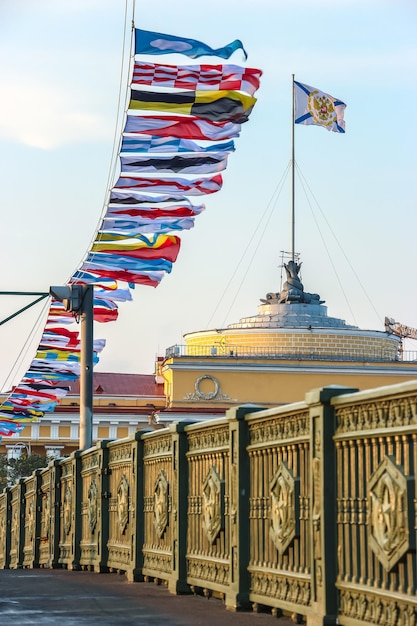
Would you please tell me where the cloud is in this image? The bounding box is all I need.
[0,77,111,150]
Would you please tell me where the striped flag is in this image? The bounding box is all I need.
[120,153,228,175]
[106,202,205,218]
[129,88,255,123]
[114,174,223,195]
[99,215,195,234]
[123,115,241,140]
[85,253,173,274]
[78,267,164,288]
[91,237,181,262]
[109,191,189,204]
[120,135,235,155]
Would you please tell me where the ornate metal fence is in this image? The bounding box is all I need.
[332,383,417,626]
[0,382,416,626]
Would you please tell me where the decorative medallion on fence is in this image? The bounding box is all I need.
[63,485,72,537]
[368,455,410,571]
[28,500,35,543]
[117,474,130,534]
[202,466,224,543]
[42,495,50,541]
[88,479,98,534]
[154,470,169,537]
[12,508,19,549]
[269,461,299,554]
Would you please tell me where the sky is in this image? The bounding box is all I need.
[1,0,417,391]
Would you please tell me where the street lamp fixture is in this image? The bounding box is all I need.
[50,284,94,451]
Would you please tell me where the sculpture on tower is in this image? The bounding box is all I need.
[261,260,324,305]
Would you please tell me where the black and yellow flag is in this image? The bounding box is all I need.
[129,89,256,123]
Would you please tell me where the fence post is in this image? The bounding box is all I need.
[0,488,11,568]
[50,459,62,569]
[226,404,264,610]
[305,386,357,626]
[170,421,193,593]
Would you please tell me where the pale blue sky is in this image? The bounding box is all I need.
[1,0,416,390]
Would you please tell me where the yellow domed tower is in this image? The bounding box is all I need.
[185,259,398,362]
[159,259,416,412]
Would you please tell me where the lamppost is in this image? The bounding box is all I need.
[49,284,94,451]
[7,441,31,459]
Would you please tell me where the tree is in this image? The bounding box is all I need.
[0,453,49,491]
[0,455,8,492]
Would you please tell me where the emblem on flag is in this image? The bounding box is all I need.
[307,90,337,128]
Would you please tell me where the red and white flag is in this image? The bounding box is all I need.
[114,174,222,195]
[132,62,262,96]
[124,115,241,141]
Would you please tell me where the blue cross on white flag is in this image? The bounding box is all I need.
[294,81,346,133]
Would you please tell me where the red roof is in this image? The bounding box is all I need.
[66,372,164,397]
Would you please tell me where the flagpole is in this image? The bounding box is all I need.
[291,74,295,263]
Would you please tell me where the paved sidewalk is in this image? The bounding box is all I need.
[0,568,297,626]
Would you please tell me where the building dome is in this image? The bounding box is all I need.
[184,260,400,362]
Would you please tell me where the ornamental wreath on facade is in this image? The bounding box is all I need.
[184,375,233,402]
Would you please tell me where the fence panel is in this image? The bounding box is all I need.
[0,488,11,569]
[79,441,110,572]
[22,470,42,568]
[246,403,312,619]
[58,452,81,569]
[185,410,251,610]
[38,460,61,569]
[106,433,145,581]
[332,384,417,626]
[142,422,192,593]
[9,480,25,569]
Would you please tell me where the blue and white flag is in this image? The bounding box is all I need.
[294,81,346,133]
[135,28,247,60]
[100,216,195,234]
[120,135,235,155]
[84,254,173,274]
